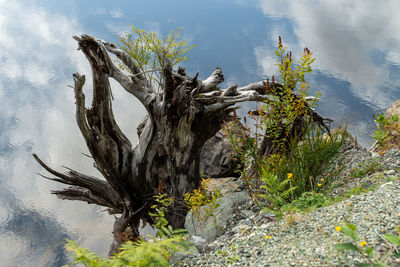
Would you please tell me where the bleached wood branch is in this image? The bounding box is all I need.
[199,67,224,93]
[73,35,154,109]
[33,154,121,212]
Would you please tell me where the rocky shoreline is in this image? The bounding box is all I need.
[172,138,400,266]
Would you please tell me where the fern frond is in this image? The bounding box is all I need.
[64,236,191,267]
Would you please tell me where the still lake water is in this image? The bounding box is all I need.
[0,0,399,265]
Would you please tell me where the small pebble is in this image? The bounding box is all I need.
[385,170,396,175]
[371,152,381,158]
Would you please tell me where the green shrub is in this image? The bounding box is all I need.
[184,178,222,221]
[223,38,346,221]
[118,26,194,89]
[223,36,319,176]
[373,113,399,148]
[257,36,319,154]
[263,123,347,200]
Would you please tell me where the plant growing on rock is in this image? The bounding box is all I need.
[373,113,400,151]
[184,178,222,221]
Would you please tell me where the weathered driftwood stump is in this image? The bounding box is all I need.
[33,35,331,252]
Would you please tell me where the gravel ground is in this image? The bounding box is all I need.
[178,143,400,266]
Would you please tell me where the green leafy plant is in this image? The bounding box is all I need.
[373,113,400,149]
[118,26,195,90]
[263,123,347,199]
[222,38,347,231]
[258,36,319,153]
[64,236,191,267]
[285,191,330,212]
[184,178,222,221]
[258,171,297,208]
[149,193,187,238]
[334,222,400,266]
[225,37,345,190]
[223,36,319,174]
[258,171,297,228]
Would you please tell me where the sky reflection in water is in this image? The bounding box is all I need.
[0,0,399,265]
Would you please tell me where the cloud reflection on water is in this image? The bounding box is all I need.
[0,0,126,264]
[257,0,400,109]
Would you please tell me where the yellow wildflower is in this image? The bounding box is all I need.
[318,183,322,187]
[320,179,325,182]
[265,235,271,239]
[336,226,342,232]
[360,241,367,247]
[287,173,293,179]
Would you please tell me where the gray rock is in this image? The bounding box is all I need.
[205,177,240,196]
[184,191,252,242]
[385,99,400,119]
[189,235,208,251]
[200,130,240,178]
[241,209,256,218]
[169,246,199,266]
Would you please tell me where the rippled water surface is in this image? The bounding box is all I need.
[1,0,399,265]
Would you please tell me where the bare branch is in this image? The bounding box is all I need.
[204,91,270,112]
[33,154,121,210]
[236,81,269,94]
[73,35,154,109]
[103,42,142,77]
[52,187,122,214]
[72,73,91,141]
[199,67,224,93]
[132,68,162,78]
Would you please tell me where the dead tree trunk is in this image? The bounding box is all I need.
[33,35,331,251]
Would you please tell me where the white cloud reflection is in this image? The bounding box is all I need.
[110,8,124,19]
[257,0,400,109]
[0,0,146,261]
